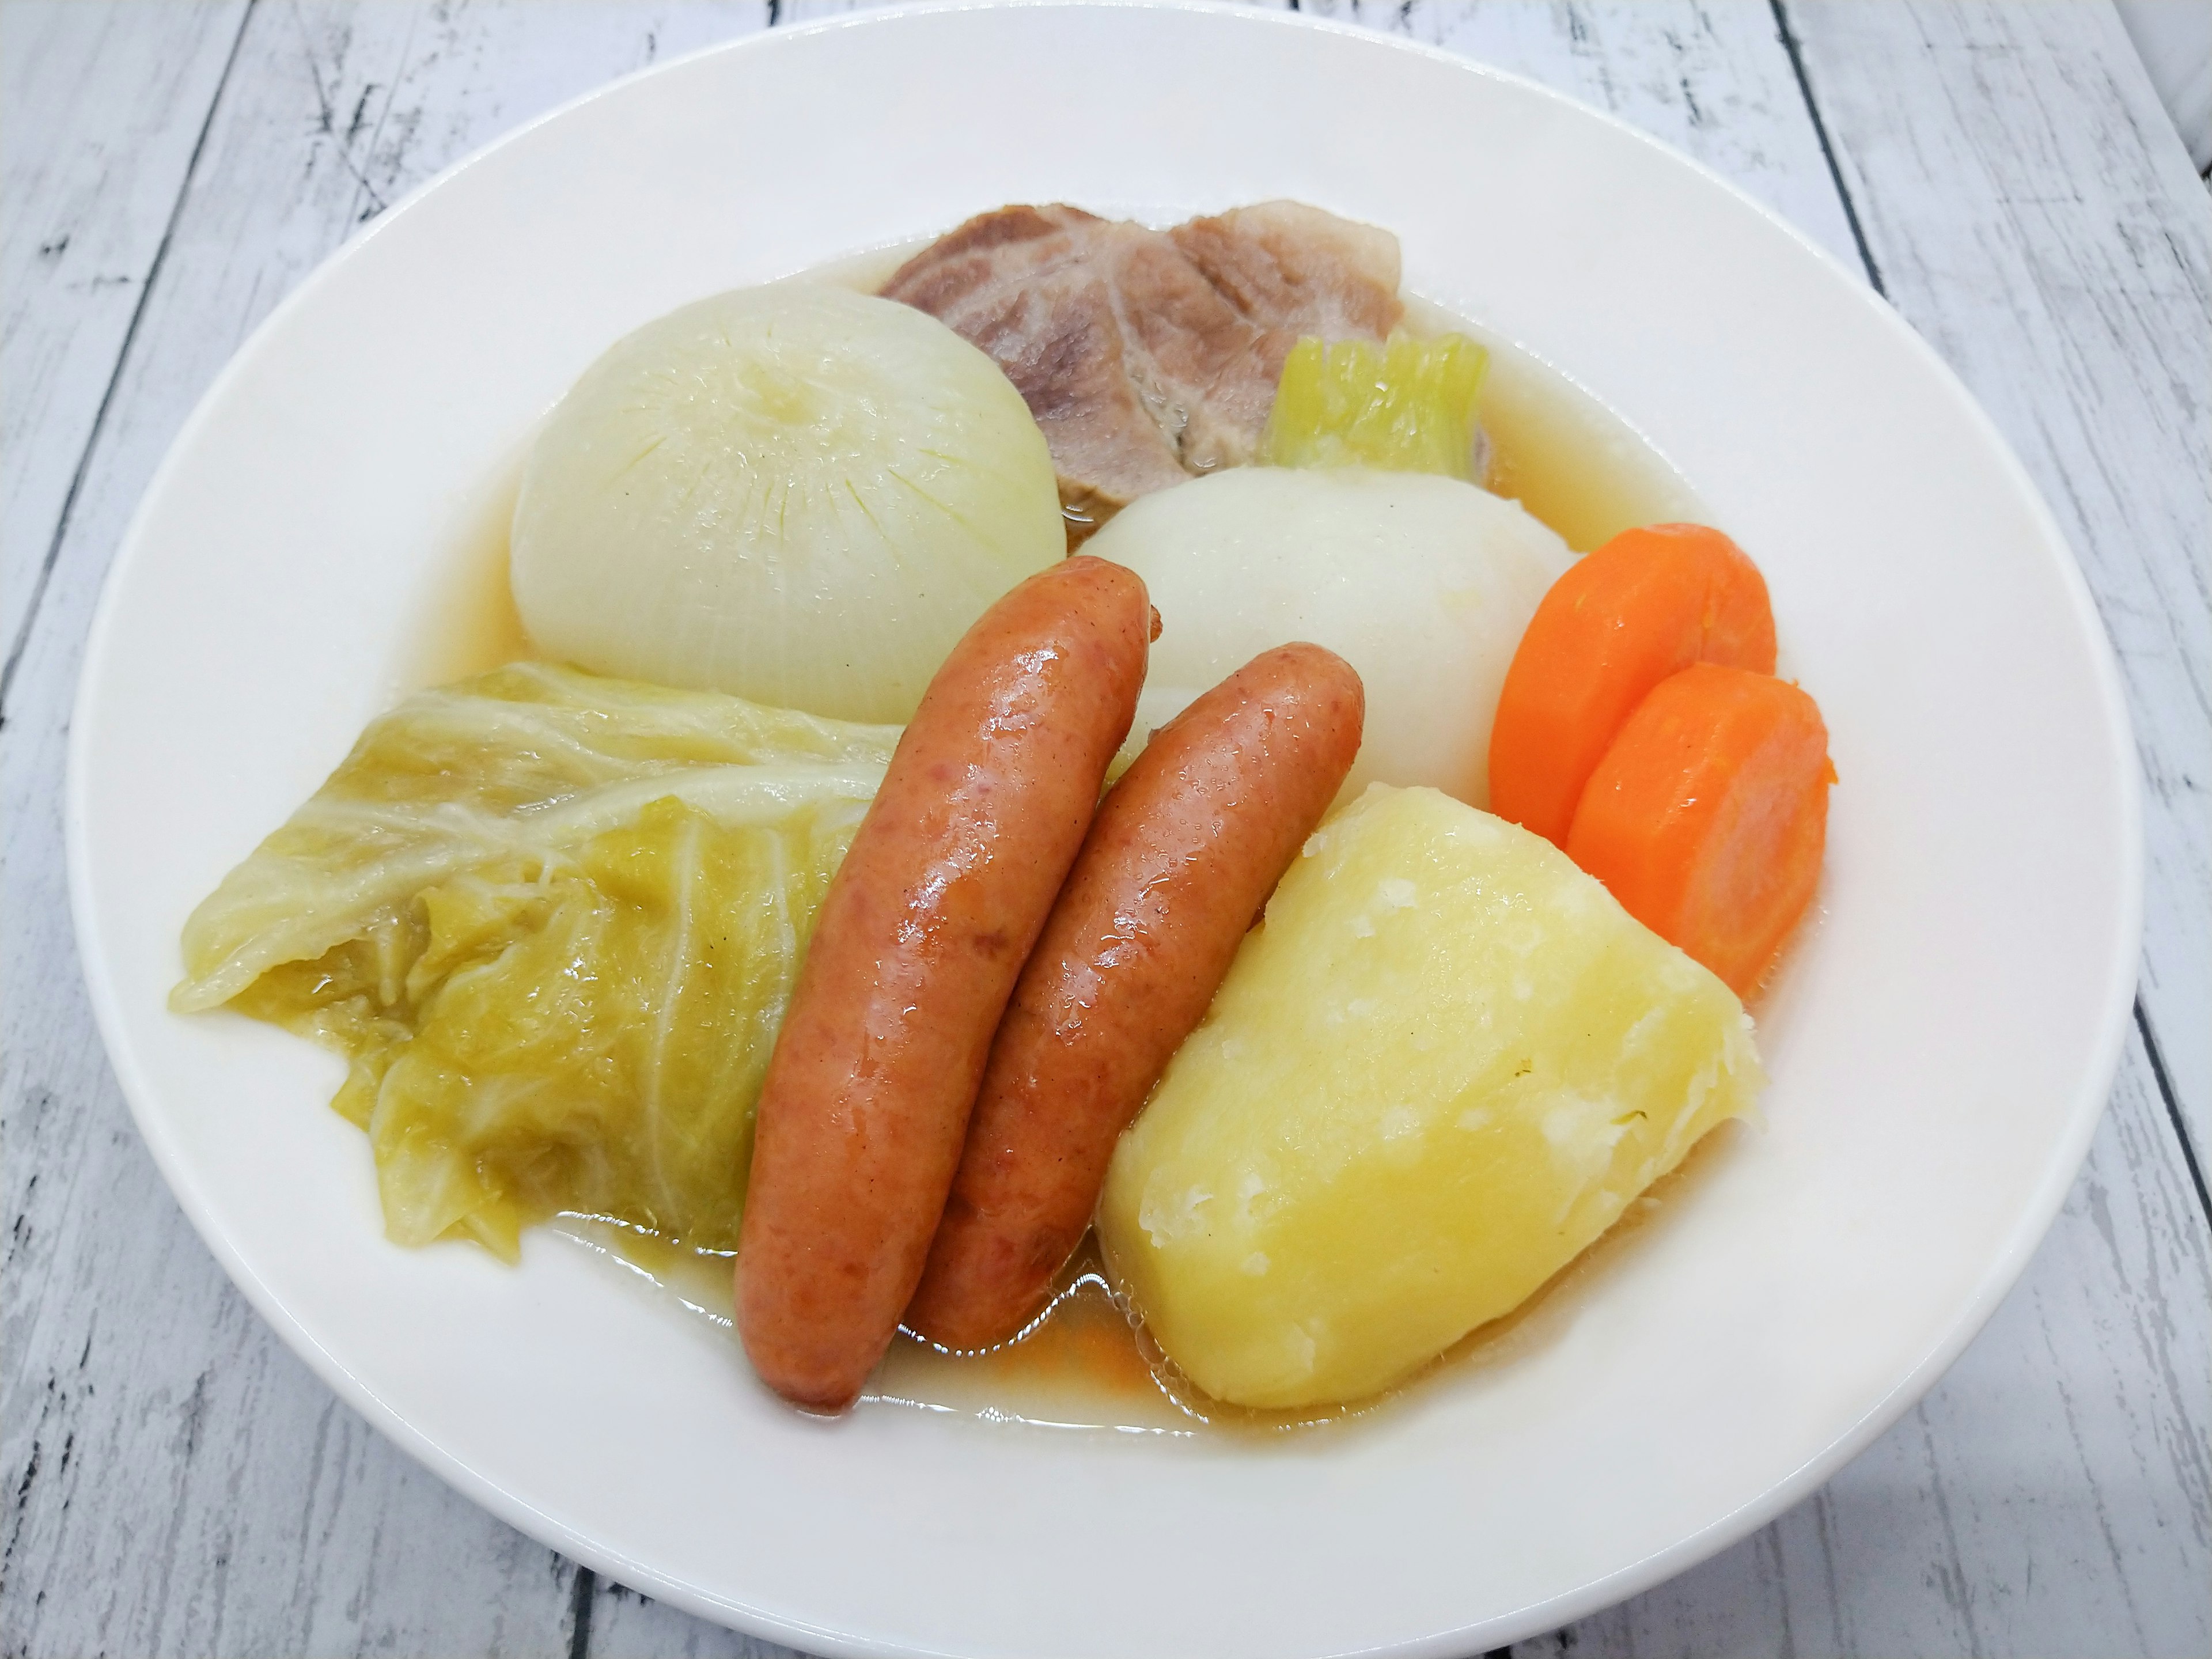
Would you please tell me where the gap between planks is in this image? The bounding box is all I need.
[1768,0,2211,1240]
[1769,0,1886,293]
[1777,0,2212,1217]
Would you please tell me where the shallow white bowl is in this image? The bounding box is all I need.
[68,5,2140,1655]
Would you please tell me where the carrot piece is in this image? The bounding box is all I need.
[1488,523,1777,846]
[1566,663,1831,999]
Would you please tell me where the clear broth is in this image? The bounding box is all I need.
[552,1120,1744,1437]
[410,230,1717,1434]
[1400,293,1704,552]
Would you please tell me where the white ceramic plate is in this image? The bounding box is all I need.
[69,5,2140,1655]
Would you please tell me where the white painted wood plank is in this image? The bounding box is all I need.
[1786,0,2212,1150]
[794,0,1866,278]
[5,3,2205,1658]
[1,5,768,1657]
[1514,1029,2211,1659]
[586,1581,805,1659]
[0,0,249,674]
[1308,0,1865,270]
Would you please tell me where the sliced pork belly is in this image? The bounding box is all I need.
[1169,201,1403,346]
[882,207,1189,530]
[881,201,1402,539]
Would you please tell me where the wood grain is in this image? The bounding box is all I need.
[1306,0,1866,267]
[2,3,2205,1657]
[1786,0,2212,1156]
[0,0,249,688]
[1,5,768,1657]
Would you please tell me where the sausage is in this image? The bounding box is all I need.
[736,555,1152,1411]
[903,642,1364,1351]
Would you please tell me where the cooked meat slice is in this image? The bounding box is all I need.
[885,209,1189,535]
[1169,199,1404,343]
[1089,225,1281,476]
[914,201,1102,264]
[878,204,1100,319]
[949,263,1194,524]
[882,202,1403,538]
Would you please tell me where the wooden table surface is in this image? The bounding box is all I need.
[2,3,2205,1656]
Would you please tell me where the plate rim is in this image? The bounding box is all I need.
[64,3,2146,1653]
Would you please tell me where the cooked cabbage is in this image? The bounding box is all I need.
[1257,331,1489,480]
[510,285,1065,724]
[172,662,898,1260]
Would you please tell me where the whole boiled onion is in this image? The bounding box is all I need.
[1087,468,1573,806]
[511,285,1065,722]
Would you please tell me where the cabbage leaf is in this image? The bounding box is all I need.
[173,662,897,1260]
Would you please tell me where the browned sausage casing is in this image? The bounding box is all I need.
[736,555,1152,1411]
[904,642,1365,1351]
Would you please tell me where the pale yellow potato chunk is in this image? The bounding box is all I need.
[1098,785,1763,1408]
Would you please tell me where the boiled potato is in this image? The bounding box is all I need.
[1085,467,1571,806]
[1097,785,1762,1408]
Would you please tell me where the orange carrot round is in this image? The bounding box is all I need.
[1488,523,1777,846]
[1566,662,1831,998]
